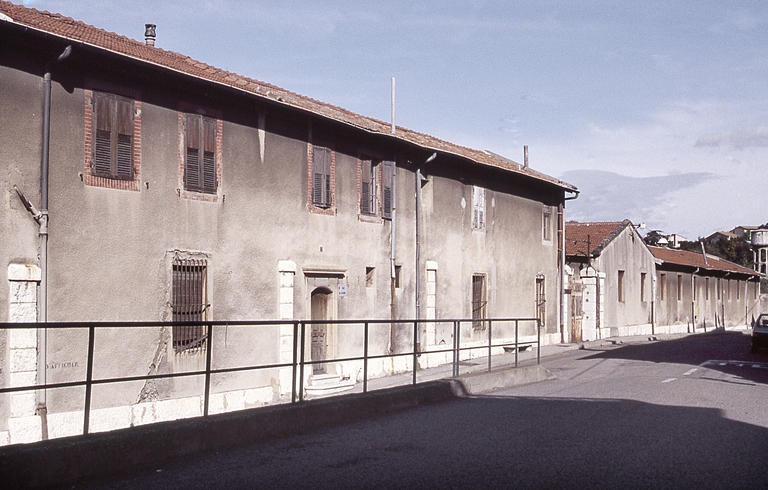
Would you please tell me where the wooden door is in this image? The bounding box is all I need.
[311,289,329,374]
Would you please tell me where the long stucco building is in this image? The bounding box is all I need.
[0,2,577,444]
[565,220,762,341]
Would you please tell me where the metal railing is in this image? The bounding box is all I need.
[0,317,541,438]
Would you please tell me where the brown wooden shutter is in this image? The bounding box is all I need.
[361,159,372,214]
[202,117,217,193]
[382,160,393,219]
[312,146,331,207]
[115,98,133,179]
[185,114,201,191]
[92,93,113,176]
[92,93,134,180]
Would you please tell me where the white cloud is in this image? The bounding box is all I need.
[696,127,768,150]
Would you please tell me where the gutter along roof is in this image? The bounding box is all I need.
[0,1,577,192]
[648,245,761,278]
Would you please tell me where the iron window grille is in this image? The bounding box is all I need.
[472,274,487,330]
[472,186,485,230]
[172,258,209,352]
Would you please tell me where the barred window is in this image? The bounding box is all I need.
[472,186,485,230]
[472,274,487,330]
[172,258,209,353]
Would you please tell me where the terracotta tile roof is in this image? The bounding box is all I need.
[565,221,628,257]
[648,245,760,277]
[0,1,576,192]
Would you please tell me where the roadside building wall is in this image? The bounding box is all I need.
[1,16,567,445]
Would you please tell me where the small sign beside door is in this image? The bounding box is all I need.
[338,284,348,297]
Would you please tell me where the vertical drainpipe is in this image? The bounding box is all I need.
[562,191,578,343]
[557,203,565,343]
[722,272,730,328]
[389,79,397,353]
[415,168,423,351]
[415,153,436,352]
[389,162,397,352]
[37,45,71,440]
[691,268,699,332]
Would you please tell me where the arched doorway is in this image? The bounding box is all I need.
[310,288,332,374]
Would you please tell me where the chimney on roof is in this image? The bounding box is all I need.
[523,145,529,168]
[144,24,156,46]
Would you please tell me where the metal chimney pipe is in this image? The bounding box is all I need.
[524,145,529,168]
[145,24,156,46]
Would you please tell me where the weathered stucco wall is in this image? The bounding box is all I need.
[1,26,566,444]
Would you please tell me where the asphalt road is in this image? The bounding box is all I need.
[60,329,768,490]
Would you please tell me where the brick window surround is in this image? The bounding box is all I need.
[178,104,223,202]
[83,83,142,192]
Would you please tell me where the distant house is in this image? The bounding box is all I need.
[731,225,758,241]
[565,220,655,341]
[704,231,739,245]
[665,234,687,249]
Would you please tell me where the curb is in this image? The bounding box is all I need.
[458,364,556,394]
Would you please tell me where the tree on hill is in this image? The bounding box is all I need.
[678,238,753,269]
[643,230,666,246]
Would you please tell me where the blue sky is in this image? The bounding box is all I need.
[22,0,768,238]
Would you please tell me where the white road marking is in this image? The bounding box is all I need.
[683,368,698,376]
[662,378,677,383]
[700,360,768,369]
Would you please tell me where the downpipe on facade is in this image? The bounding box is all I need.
[561,191,579,343]
[414,153,436,353]
[36,44,72,439]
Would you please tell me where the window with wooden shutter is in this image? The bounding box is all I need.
[360,158,377,215]
[172,258,208,353]
[185,113,217,194]
[542,205,552,241]
[91,92,134,180]
[382,160,394,219]
[472,186,485,230]
[312,145,332,207]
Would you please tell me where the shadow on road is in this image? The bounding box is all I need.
[578,329,768,385]
[62,394,768,490]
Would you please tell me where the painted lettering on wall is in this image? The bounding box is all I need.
[46,361,80,369]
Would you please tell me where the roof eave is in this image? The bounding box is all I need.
[4,16,576,192]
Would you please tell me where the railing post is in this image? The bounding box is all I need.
[363,322,369,393]
[412,320,418,385]
[203,322,213,416]
[82,324,95,436]
[299,321,306,402]
[515,319,519,367]
[453,320,461,377]
[537,318,541,365]
[291,322,299,403]
[487,319,493,372]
